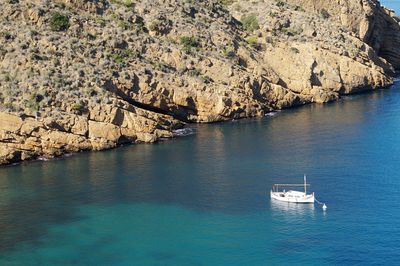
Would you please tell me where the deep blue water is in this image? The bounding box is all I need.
[1,81,400,265]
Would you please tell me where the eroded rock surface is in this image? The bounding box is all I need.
[0,0,398,165]
[285,0,400,69]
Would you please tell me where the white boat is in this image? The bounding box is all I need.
[270,175,315,204]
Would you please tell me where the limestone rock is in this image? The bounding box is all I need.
[285,0,400,69]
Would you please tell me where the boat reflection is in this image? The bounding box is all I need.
[270,199,315,215]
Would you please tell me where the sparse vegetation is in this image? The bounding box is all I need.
[240,14,259,32]
[26,100,40,111]
[270,11,278,18]
[294,5,305,12]
[200,75,212,84]
[30,30,39,37]
[149,20,161,32]
[118,20,131,30]
[290,47,300,53]
[222,45,236,58]
[180,36,200,53]
[0,31,13,40]
[276,1,285,8]
[111,49,138,65]
[266,36,276,47]
[187,68,201,77]
[321,9,330,19]
[135,19,146,33]
[3,102,14,111]
[218,0,236,6]
[26,94,43,111]
[110,0,134,8]
[245,35,259,48]
[151,61,174,73]
[0,0,395,165]
[0,47,6,59]
[148,18,172,34]
[280,27,303,36]
[72,103,84,112]
[49,12,70,31]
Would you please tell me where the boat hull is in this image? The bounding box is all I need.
[270,190,315,203]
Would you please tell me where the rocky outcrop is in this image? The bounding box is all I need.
[0,103,180,165]
[0,0,398,165]
[285,0,400,69]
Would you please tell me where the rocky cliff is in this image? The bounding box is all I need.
[285,0,400,69]
[0,0,399,165]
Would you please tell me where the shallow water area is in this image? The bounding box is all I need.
[1,81,400,265]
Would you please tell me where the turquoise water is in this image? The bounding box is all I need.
[1,81,400,265]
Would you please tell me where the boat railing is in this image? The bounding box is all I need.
[272,184,310,192]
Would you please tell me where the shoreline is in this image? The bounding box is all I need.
[1,81,397,168]
[1,0,399,167]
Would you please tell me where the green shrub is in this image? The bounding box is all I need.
[281,27,303,36]
[72,103,84,112]
[149,21,160,32]
[27,100,40,111]
[124,0,134,7]
[26,94,42,111]
[276,1,285,8]
[118,20,131,30]
[111,0,134,7]
[270,11,278,18]
[180,36,199,53]
[222,45,235,58]
[294,5,305,12]
[240,14,259,32]
[112,54,124,64]
[49,12,70,31]
[321,9,330,19]
[134,19,145,33]
[111,49,137,65]
[245,35,258,48]
[30,30,38,36]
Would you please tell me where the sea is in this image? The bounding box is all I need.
[0,80,400,265]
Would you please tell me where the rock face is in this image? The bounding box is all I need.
[285,0,400,69]
[0,104,180,165]
[0,0,398,165]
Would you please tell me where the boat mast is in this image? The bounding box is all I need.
[304,174,307,194]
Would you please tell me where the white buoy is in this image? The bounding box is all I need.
[322,204,327,211]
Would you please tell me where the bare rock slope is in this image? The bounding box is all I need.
[0,0,399,165]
